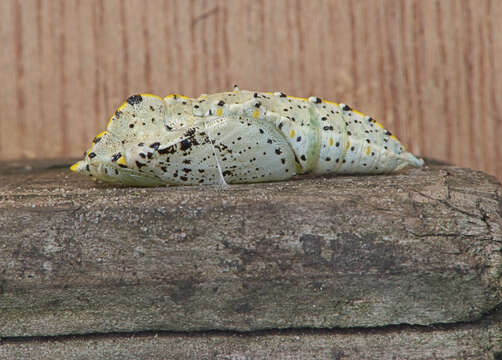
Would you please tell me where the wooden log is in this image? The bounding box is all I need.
[0,160,500,342]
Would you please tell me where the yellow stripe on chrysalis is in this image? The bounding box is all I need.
[70,161,82,172]
[105,101,129,128]
[252,110,260,119]
[289,129,295,138]
[287,95,309,102]
[117,102,128,111]
[329,138,334,147]
[323,99,340,107]
[366,147,371,156]
[353,109,366,117]
[164,94,190,100]
[117,156,128,166]
[93,130,107,143]
[140,93,163,100]
[216,108,223,117]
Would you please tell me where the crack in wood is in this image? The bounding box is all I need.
[1,302,501,345]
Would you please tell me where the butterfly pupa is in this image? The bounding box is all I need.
[71,88,424,186]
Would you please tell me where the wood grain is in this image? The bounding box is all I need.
[1,0,501,180]
[1,311,501,360]
[0,161,501,337]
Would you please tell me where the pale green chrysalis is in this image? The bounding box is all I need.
[71,87,423,186]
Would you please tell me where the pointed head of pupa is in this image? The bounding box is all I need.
[70,130,123,181]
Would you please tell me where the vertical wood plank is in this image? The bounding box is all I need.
[0,0,15,158]
[0,0,501,181]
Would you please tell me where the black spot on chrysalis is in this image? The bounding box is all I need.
[180,139,192,151]
[111,152,121,162]
[127,94,143,105]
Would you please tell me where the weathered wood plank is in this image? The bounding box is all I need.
[0,310,502,360]
[0,160,500,338]
[1,0,502,181]
[0,308,501,360]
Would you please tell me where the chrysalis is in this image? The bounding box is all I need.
[70,87,424,186]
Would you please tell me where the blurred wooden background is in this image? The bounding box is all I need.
[1,0,501,180]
